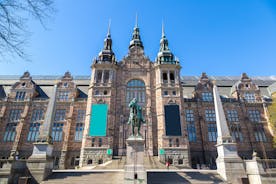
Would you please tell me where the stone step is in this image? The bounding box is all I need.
[147,171,227,184]
[42,170,227,184]
[42,171,124,184]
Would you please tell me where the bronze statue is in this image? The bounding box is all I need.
[127,98,145,136]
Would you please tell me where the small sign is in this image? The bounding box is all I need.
[159,149,165,155]
[107,149,113,155]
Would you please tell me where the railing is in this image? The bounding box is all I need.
[259,159,276,171]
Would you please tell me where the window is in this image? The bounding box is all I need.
[9,109,22,122]
[208,123,217,142]
[54,109,66,121]
[126,79,146,106]
[32,109,44,122]
[75,123,84,141]
[99,138,102,147]
[163,91,168,96]
[230,124,243,142]
[254,125,267,142]
[169,71,175,83]
[27,123,40,141]
[103,70,110,83]
[169,139,172,147]
[205,109,216,122]
[185,109,194,122]
[94,90,100,96]
[162,72,168,83]
[187,123,197,142]
[202,92,213,102]
[227,110,239,122]
[248,110,261,123]
[87,159,93,165]
[52,123,63,141]
[96,70,103,83]
[103,90,108,95]
[77,110,86,122]
[54,156,60,168]
[3,123,17,142]
[71,156,80,166]
[176,138,179,147]
[15,91,25,101]
[57,91,69,101]
[92,138,95,147]
[172,91,176,96]
[244,92,255,103]
[186,109,197,142]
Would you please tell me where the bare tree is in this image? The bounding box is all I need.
[0,0,54,61]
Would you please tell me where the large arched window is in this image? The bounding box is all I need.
[126,79,146,106]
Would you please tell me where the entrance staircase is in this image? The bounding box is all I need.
[41,156,227,184]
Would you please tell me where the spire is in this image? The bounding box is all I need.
[96,20,115,64]
[129,14,144,49]
[159,22,169,52]
[103,20,112,50]
[135,13,138,28]
[107,19,111,37]
[156,22,177,64]
[162,21,165,38]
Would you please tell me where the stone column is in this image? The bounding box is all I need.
[213,84,247,183]
[27,84,57,183]
[124,136,146,184]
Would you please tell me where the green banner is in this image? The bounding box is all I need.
[107,149,113,155]
[89,104,108,136]
[159,149,165,155]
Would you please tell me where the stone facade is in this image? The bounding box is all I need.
[0,24,276,173]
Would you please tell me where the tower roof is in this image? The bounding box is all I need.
[96,21,116,64]
[129,15,144,49]
[156,23,177,64]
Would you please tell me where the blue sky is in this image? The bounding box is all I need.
[0,0,276,77]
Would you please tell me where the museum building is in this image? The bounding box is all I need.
[0,23,275,170]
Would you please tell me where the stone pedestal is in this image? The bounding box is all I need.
[124,136,146,184]
[216,144,247,183]
[26,142,54,183]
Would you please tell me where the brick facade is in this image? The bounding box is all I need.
[0,26,275,170]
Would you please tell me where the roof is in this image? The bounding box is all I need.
[0,75,275,99]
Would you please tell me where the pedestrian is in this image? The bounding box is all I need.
[166,161,170,170]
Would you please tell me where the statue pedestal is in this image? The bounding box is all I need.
[124,136,146,184]
[216,143,246,183]
[27,142,54,183]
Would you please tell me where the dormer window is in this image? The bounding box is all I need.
[244,92,255,103]
[63,83,68,88]
[202,92,213,102]
[57,91,69,101]
[15,91,25,101]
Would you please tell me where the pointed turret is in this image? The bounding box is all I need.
[96,21,116,63]
[156,23,177,64]
[129,15,144,49]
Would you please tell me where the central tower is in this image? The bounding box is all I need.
[80,21,190,167]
